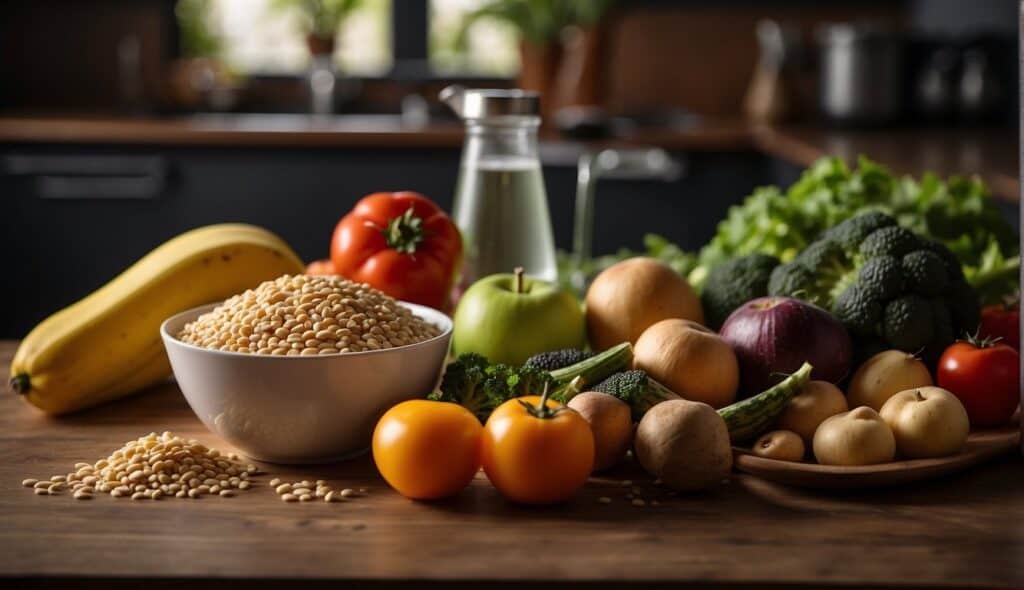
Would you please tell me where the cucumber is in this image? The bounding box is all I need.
[718,362,813,443]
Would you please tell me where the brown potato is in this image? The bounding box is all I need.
[634,399,732,491]
[567,392,633,472]
[775,380,848,444]
[752,430,805,462]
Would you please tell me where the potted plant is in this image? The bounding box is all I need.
[272,0,365,57]
[456,0,615,116]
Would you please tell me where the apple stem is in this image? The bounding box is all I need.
[514,266,524,294]
[915,390,925,402]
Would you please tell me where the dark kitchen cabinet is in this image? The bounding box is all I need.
[1,144,767,337]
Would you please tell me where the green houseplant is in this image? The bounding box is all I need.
[456,0,615,112]
[273,0,364,56]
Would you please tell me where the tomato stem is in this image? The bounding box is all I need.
[963,329,1003,349]
[514,267,524,294]
[382,207,426,254]
[518,382,561,420]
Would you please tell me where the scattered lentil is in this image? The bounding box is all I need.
[632,499,646,507]
[20,431,260,502]
[597,496,612,504]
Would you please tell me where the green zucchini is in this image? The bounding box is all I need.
[718,362,813,443]
[549,342,633,390]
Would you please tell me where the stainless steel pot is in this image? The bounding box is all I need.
[817,24,904,125]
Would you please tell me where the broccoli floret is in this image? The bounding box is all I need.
[923,240,966,282]
[433,344,634,420]
[883,295,934,350]
[592,370,680,420]
[768,263,817,300]
[774,211,981,365]
[523,349,592,372]
[795,239,847,274]
[832,285,883,336]
[431,353,498,421]
[502,364,554,397]
[857,255,904,300]
[860,226,921,259]
[827,211,897,251]
[701,253,780,328]
[902,251,948,296]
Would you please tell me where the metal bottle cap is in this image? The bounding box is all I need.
[440,85,540,119]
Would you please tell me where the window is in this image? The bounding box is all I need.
[205,0,392,75]
[429,0,519,76]
[178,0,518,79]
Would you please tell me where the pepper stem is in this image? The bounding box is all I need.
[382,207,426,254]
[514,266,524,294]
[10,374,30,395]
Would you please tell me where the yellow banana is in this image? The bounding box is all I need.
[9,224,306,414]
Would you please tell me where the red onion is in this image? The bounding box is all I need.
[720,296,852,398]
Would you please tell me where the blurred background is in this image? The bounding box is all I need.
[0,0,1019,336]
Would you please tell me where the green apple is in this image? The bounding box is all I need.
[452,269,586,366]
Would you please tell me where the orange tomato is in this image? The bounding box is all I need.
[305,258,337,276]
[372,400,482,500]
[481,395,594,505]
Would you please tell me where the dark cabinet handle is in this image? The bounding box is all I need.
[2,154,168,199]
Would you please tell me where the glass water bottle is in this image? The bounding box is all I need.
[442,86,558,287]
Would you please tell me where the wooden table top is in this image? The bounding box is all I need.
[2,340,1022,589]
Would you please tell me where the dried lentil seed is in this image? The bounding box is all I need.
[281,493,297,502]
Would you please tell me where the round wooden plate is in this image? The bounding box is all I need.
[733,426,1021,489]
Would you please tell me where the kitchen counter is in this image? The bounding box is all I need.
[0,114,1017,202]
[754,125,1020,204]
[3,340,1022,590]
[0,114,1017,203]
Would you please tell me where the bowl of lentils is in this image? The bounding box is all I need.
[161,274,452,463]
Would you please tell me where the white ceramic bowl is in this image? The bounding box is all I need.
[160,301,452,464]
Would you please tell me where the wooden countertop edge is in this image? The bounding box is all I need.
[752,125,1020,203]
[0,116,1016,202]
[0,117,467,149]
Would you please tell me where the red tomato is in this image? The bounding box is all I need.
[481,394,594,505]
[331,192,461,310]
[979,303,1020,350]
[305,258,337,276]
[937,340,1020,427]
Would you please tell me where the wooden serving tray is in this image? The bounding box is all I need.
[733,426,1021,489]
